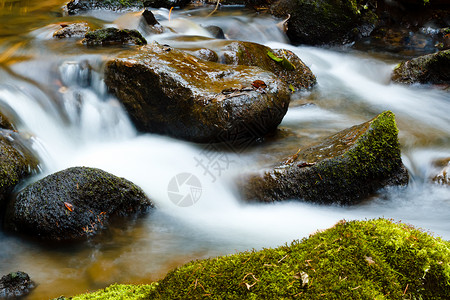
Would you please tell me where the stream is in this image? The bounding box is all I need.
[0,1,449,299]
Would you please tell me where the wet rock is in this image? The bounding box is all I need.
[67,0,144,14]
[202,25,225,39]
[53,22,90,39]
[143,0,190,9]
[270,0,378,45]
[141,9,165,35]
[391,49,450,84]
[142,9,159,26]
[431,157,449,186]
[188,48,219,62]
[104,43,290,143]
[4,167,153,241]
[0,271,35,298]
[0,111,14,130]
[220,41,316,91]
[241,111,409,205]
[0,132,39,209]
[83,28,147,46]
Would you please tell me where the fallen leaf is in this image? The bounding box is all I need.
[64,202,73,212]
[252,80,267,89]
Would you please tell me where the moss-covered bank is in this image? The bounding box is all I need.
[61,219,450,299]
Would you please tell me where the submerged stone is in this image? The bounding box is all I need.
[53,22,90,39]
[4,167,153,241]
[0,131,38,208]
[83,28,147,46]
[391,49,450,85]
[104,43,291,143]
[0,271,35,298]
[431,157,449,186]
[241,111,409,205]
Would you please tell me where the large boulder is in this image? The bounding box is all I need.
[240,111,409,205]
[4,167,153,241]
[219,41,316,91]
[0,132,38,208]
[104,43,291,143]
[0,271,35,298]
[270,0,378,45]
[391,49,450,84]
[83,28,147,46]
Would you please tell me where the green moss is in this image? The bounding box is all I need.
[68,219,450,299]
[84,28,147,46]
[65,283,157,300]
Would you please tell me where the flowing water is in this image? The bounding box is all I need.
[0,2,449,299]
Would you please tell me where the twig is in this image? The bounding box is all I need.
[207,0,221,17]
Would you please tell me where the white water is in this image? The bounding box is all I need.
[0,5,449,299]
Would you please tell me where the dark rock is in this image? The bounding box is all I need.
[142,9,159,26]
[0,132,39,209]
[241,111,409,205]
[431,157,449,186]
[202,25,225,39]
[143,0,190,9]
[104,43,290,143]
[67,0,144,14]
[220,41,316,91]
[4,167,153,241]
[53,22,90,39]
[0,271,35,298]
[270,0,378,45]
[83,28,147,46]
[391,49,450,84]
[0,111,14,130]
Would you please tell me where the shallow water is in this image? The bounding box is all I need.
[0,2,449,299]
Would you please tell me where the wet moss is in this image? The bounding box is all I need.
[83,28,147,46]
[66,219,450,299]
[242,111,408,204]
[61,283,157,300]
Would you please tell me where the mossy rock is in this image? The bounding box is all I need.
[0,271,35,298]
[220,41,317,91]
[391,49,450,84]
[104,43,290,143]
[64,219,450,299]
[241,111,409,204]
[270,0,378,45]
[0,132,39,208]
[83,28,147,46]
[66,0,144,14]
[4,167,153,241]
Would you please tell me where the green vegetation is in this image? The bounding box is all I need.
[63,219,450,299]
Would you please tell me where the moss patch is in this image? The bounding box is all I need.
[65,219,450,299]
[83,28,147,46]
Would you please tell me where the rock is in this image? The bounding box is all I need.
[53,22,90,39]
[240,111,409,205]
[104,43,290,143]
[187,48,219,62]
[202,25,225,39]
[0,271,35,298]
[73,219,450,299]
[83,28,147,46]
[143,0,190,9]
[270,0,378,45]
[142,9,159,26]
[431,157,449,186]
[0,110,14,130]
[0,132,39,209]
[391,49,450,84]
[141,9,165,35]
[4,167,153,241]
[67,0,144,14]
[220,41,316,91]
